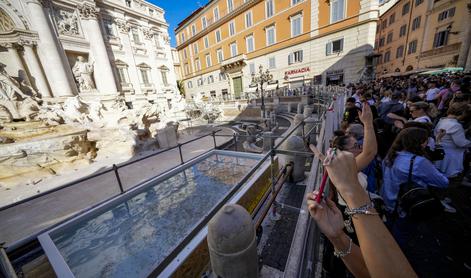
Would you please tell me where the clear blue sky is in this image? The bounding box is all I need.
[148,0,208,48]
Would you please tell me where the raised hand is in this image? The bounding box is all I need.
[307,191,344,239]
[358,102,373,126]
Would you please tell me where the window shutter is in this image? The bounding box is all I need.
[288,53,293,65]
[299,50,303,62]
[433,33,438,48]
[339,39,344,52]
[326,42,332,55]
[449,8,455,17]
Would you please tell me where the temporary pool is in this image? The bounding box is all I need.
[38,150,264,278]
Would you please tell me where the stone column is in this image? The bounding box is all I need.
[78,2,118,95]
[25,0,76,97]
[4,45,30,85]
[22,44,52,97]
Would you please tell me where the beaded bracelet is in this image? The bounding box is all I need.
[334,237,353,258]
[344,202,379,217]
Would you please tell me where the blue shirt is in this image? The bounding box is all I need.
[381,151,448,212]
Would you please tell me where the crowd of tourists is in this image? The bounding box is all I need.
[307,72,471,277]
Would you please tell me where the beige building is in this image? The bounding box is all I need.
[375,0,471,76]
[175,0,382,101]
[0,0,178,109]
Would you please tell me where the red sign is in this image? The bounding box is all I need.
[285,67,310,76]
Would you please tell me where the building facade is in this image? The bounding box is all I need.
[0,0,178,109]
[375,0,471,76]
[175,0,381,101]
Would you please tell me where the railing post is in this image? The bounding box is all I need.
[178,144,184,165]
[212,131,217,149]
[113,164,124,194]
[270,149,280,220]
[233,134,237,152]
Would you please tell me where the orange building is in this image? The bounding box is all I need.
[375,0,471,76]
[175,0,382,100]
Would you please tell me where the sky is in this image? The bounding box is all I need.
[148,0,208,48]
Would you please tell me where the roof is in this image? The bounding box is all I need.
[175,0,215,32]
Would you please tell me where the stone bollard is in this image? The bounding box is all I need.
[297,103,303,114]
[303,106,314,118]
[262,131,274,152]
[304,117,317,145]
[293,114,304,136]
[279,135,306,182]
[287,102,294,113]
[208,204,258,278]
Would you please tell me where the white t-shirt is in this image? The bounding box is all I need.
[414,115,431,123]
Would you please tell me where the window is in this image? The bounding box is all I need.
[215,29,221,43]
[184,63,190,75]
[138,65,151,85]
[266,0,274,18]
[208,75,214,84]
[292,0,302,5]
[384,51,391,62]
[433,30,449,48]
[415,0,423,6]
[438,7,455,21]
[193,43,199,54]
[227,0,234,12]
[249,63,255,74]
[154,34,161,48]
[126,0,131,8]
[202,17,207,29]
[412,16,421,31]
[291,14,302,37]
[399,24,407,37]
[180,32,185,43]
[116,62,130,85]
[382,20,389,30]
[402,2,410,15]
[379,37,385,47]
[245,11,253,28]
[266,25,275,46]
[214,7,220,21]
[268,56,276,69]
[161,70,169,86]
[187,81,193,88]
[331,0,345,23]
[104,20,116,36]
[210,90,216,98]
[183,49,188,59]
[197,78,203,86]
[206,53,212,67]
[230,42,237,57]
[387,32,393,44]
[288,50,303,64]
[204,36,209,48]
[191,25,196,36]
[216,48,224,63]
[229,21,235,36]
[389,13,395,25]
[408,40,417,54]
[246,35,254,52]
[219,72,226,81]
[326,38,344,55]
[132,28,141,44]
[396,45,404,58]
[195,58,201,71]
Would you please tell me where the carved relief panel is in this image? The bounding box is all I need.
[53,7,81,37]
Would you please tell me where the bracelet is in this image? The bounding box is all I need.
[344,202,379,217]
[333,236,352,258]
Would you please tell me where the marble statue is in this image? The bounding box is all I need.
[72,56,95,92]
[0,63,40,122]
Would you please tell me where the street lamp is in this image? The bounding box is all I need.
[251,65,273,118]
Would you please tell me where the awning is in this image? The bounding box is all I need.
[418,67,463,76]
[245,86,258,93]
[265,83,278,91]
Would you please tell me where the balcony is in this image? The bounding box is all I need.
[420,42,461,58]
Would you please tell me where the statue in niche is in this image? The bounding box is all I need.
[56,9,80,36]
[72,56,95,92]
